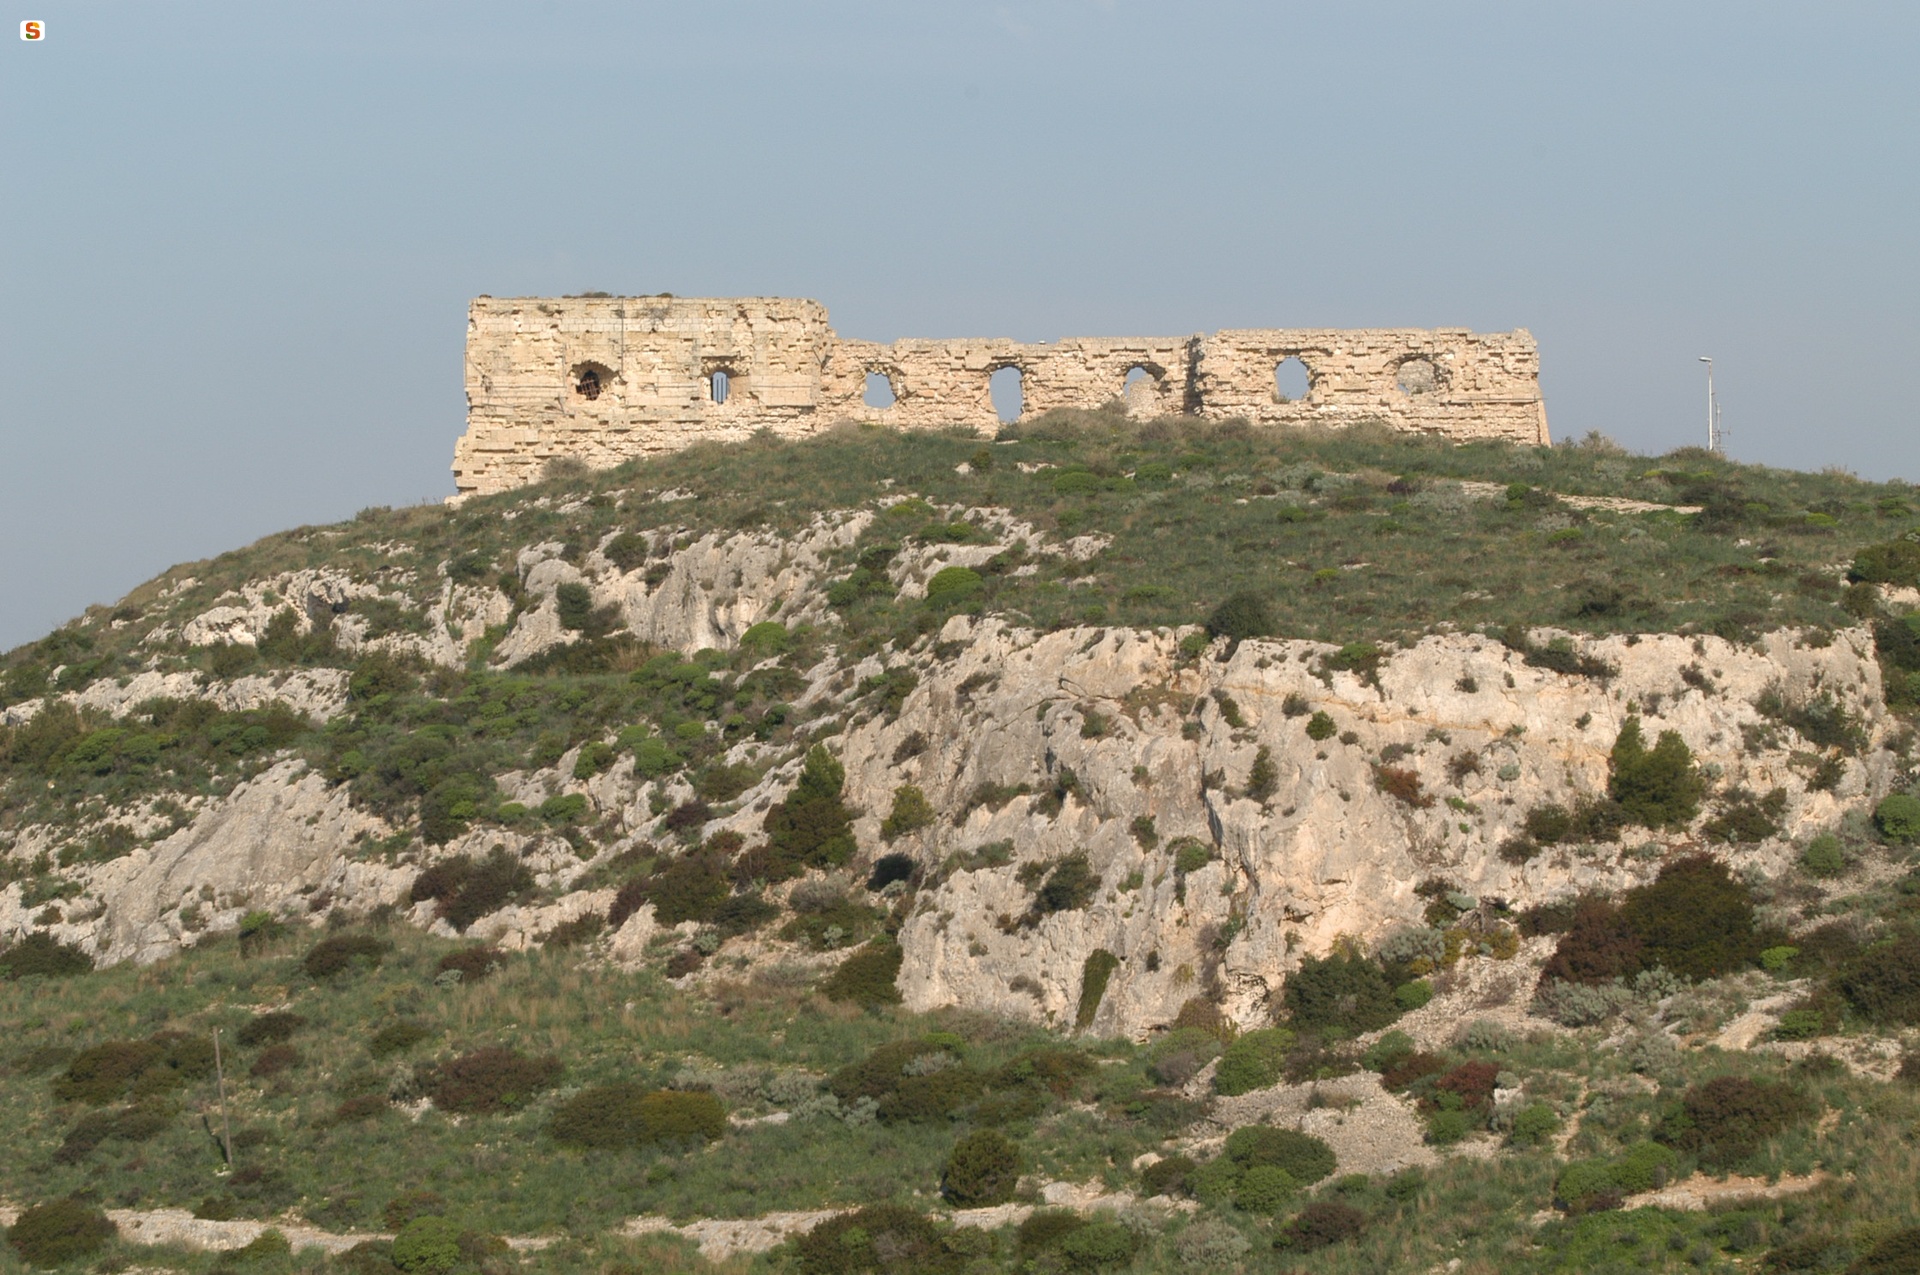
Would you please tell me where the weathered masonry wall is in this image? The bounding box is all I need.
[453,296,1549,496]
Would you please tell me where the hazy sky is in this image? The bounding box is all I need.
[3,2,1916,650]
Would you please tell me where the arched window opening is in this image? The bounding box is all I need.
[864,371,897,409]
[1274,357,1311,404]
[1123,365,1161,415]
[1396,357,1439,395]
[990,366,1024,424]
[575,368,602,400]
[709,370,730,404]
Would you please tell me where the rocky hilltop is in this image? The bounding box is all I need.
[4,414,1916,1042]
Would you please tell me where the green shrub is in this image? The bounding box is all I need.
[54,1104,171,1163]
[1214,1028,1294,1096]
[738,621,791,656]
[436,848,536,932]
[1055,1220,1137,1269]
[1848,538,1920,586]
[302,933,391,979]
[1542,855,1758,986]
[1225,1125,1335,1185]
[1305,711,1336,741]
[0,933,92,979]
[791,1205,964,1275]
[1282,951,1401,1032]
[1236,1167,1297,1213]
[1851,1227,1920,1275]
[53,1031,213,1104]
[1246,746,1277,802]
[1189,1155,1246,1207]
[1702,787,1789,845]
[1608,717,1705,829]
[1394,978,1434,1010]
[1509,1101,1561,1147]
[435,946,501,984]
[1876,794,1920,844]
[941,1129,1022,1206]
[1835,930,1920,1025]
[1206,592,1274,643]
[1170,837,1212,874]
[1075,949,1120,1029]
[1141,1154,1195,1197]
[1617,853,1759,981]
[925,567,984,604]
[1275,1200,1367,1251]
[880,784,935,840]
[1800,833,1849,877]
[1031,854,1099,917]
[549,1083,725,1149]
[418,1047,561,1115]
[821,940,903,1007]
[1424,1108,1473,1145]
[1555,1142,1679,1212]
[1362,1030,1415,1074]
[391,1216,461,1275]
[1146,1027,1223,1087]
[762,746,856,875]
[7,1198,115,1267]
[369,1022,431,1059]
[1657,1075,1813,1170]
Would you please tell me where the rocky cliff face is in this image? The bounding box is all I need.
[0,488,1903,1037]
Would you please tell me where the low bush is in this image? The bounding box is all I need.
[418,1047,561,1115]
[1540,854,1757,986]
[820,940,903,1007]
[1429,1061,1501,1114]
[549,1083,725,1149]
[1850,1227,1920,1275]
[1147,1027,1224,1087]
[1075,949,1120,1029]
[1656,1075,1814,1170]
[435,946,501,984]
[1141,1154,1196,1197]
[1206,591,1274,643]
[0,933,92,979]
[1608,717,1706,829]
[54,1031,213,1104]
[1876,793,1920,844]
[941,1129,1021,1206]
[1509,1101,1561,1147]
[1055,1219,1137,1269]
[1834,930,1920,1025]
[880,785,935,840]
[7,1197,116,1267]
[828,1038,960,1104]
[391,1216,460,1275]
[1214,1028,1295,1096]
[877,1066,986,1123]
[1305,710,1336,740]
[1703,787,1789,845]
[761,746,856,876]
[436,848,535,932]
[1173,1217,1251,1267]
[249,1044,299,1078]
[302,933,391,979]
[1282,951,1401,1033]
[1799,833,1849,877]
[791,1205,967,1275]
[235,1011,305,1048]
[368,1022,431,1059]
[1234,1164,1297,1213]
[1225,1124,1336,1185]
[1275,1200,1367,1251]
[1555,1142,1678,1213]
[54,1103,171,1163]
[1029,854,1099,918]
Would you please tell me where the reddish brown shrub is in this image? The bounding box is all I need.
[1429,1061,1500,1114]
[418,1047,561,1115]
[1372,765,1435,808]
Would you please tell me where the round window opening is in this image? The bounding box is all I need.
[1396,358,1440,395]
[572,365,612,400]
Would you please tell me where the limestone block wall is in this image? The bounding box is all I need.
[453,296,1548,496]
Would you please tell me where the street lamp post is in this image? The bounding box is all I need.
[1698,357,1722,452]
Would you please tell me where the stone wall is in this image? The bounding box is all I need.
[453,295,1549,496]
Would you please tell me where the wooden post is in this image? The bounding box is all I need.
[212,1028,234,1169]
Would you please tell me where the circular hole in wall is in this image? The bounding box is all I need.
[1274,357,1311,403]
[1396,357,1439,395]
[571,363,613,401]
[990,366,1024,423]
[863,372,897,409]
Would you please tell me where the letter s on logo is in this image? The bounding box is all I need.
[21,21,44,40]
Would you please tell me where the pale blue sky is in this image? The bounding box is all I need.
[3,2,1916,649]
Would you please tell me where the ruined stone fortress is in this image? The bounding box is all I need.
[451,295,1549,497]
